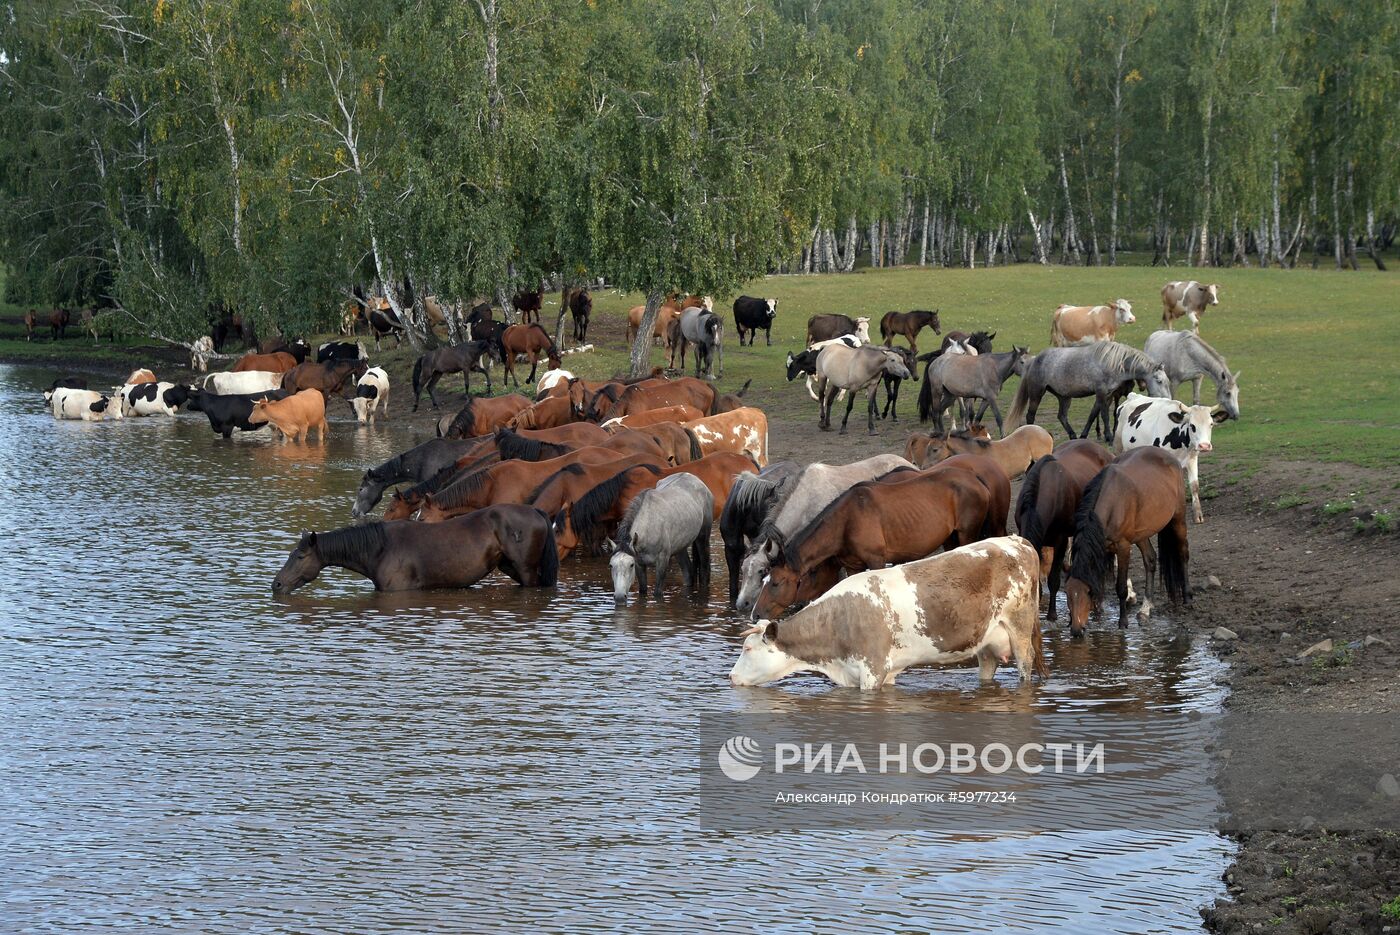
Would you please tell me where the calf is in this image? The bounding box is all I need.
[733,296,777,346]
[352,366,391,424]
[203,370,285,395]
[1114,391,1228,524]
[730,536,1046,689]
[187,388,290,438]
[683,407,768,468]
[50,388,119,421]
[1161,280,1220,333]
[117,381,191,417]
[247,388,328,444]
[1050,300,1134,346]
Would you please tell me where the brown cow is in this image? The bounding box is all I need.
[233,351,299,373]
[248,389,328,444]
[125,368,157,385]
[683,407,769,467]
[1161,281,1221,333]
[1050,300,1135,346]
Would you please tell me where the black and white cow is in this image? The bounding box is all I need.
[352,366,391,423]
[1114,391,1228,524]
[733,295,778,346]
[316,340,367,364]
[50,388,118,421]
[43,377,89,403]
[116,381,191,417]
[186,388,290,438]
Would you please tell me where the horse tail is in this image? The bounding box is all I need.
[1157,518,1189,605]
[1007,376,1032,427]
[412,356,424,397]
[1014,455,1052,551]
[733,378,752,398]
[536,509,560,586]
[685,428,704,462]
[1067,470,1112,600]
[916,366,935,423]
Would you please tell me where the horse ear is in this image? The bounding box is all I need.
[762,538,781,560]
[1232,370,1241,382]
[299,530,315,546]
[604,537,616,553]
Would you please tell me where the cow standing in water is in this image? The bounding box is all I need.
[1114,392,1228,524]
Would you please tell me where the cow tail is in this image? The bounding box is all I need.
[1158,519,1189,605]
[1031,611,1050,680]
[537,511,560,587]
[685,428,704,462]
[412,356,423,397]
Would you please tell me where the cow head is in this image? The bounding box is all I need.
[1113,299,1135,324]
[730,620,803,686]
[272,531,324,594]
[766,299,777,319]
[1205,284,1220,305]
[1165,405,1221,452]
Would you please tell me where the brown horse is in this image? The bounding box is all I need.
[1014,439,1114,620]
[603,378,717,421]
[416,448,661,522]
[509,395,580,430]
[500,324,559,386]
[553,452,756,555]
[920,424,1054,478]
[572,373,668,420]
[272,505,559,593]
[23,310,37,342]
[753,464,994,619]
[626,301,682,346]
[511,287,545,325]
[233,351,298,373]
[1064,446,1191,637]
[621,422,702,465]
[282,358,368,398]
[902,424,991,465]
[879,309,941,352]
[934,453,1011,538]
[601,404,705,430]
[438,394,532,438]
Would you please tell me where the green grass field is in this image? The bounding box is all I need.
[4,263,1397,468]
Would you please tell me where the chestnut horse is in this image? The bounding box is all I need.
[271,505,559,593]
[879,308,941,353]
[902,424,990,465]
[1014,439,1114,620]
[282,358,368,398]
[233,351,298,373]
[753,464,994,619]
[553,452,757,555]
[603,378,718,421]
[600,404,705,430]
[621,422,703,465]
[920,424,1054,478]
[415,447,661,522]
[438,394,532,438]
[500,324,559,386]
[1064,446,1191,637]
[509,395,580,431]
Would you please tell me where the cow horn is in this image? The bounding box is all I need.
[738,624,765,638]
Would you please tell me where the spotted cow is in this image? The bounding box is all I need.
[1114,391,1228,524]
[683,407,768,468]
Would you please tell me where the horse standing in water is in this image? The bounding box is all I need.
[718,462,802,604]
[271,505,560,593]
[1064,446,1191,637]
[608,473,714,602]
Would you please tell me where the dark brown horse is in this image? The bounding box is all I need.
[753,464,993,619]
[282,358,368,398]
[1014,439,1114,621]
[553,452,757,555]
[500,324,559,386]
[234,351,298,373]
[272,505,559,593]
[879,309,941,353]
[564,287,592,343]
[1064,446,1191,637]
[511,287,545,325]
[416,448,661,522]
[438,394,532,438]
[412,340,502,409]
[49,308,71,341]
[603,378,718,421]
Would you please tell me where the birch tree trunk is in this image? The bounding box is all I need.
[919,196,930,266]
[628,289,665,377]
[842,217,858,272]
[868,218,880,268]
[1196,96,1213,267]
[1058,150,1081,264]
[1109,42,1125,266]
[1023,185,1048,265]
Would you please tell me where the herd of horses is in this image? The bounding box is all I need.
[39,276,1245,691]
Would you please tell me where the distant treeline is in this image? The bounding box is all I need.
[1,0,1395,354]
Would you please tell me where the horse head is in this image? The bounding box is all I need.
[272,531,322,594]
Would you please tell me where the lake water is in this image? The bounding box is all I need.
[0,364,1229,932]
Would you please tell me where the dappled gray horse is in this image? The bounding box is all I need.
[608,473,714,601]
[1009,342,1170,440]
[674,306,724,379]
[1144,330,1240,420]
[733,454,913,615]
[814,343,911,434]
[916,346,1029,437]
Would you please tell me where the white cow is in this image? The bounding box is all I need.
[203,370,284,395]
[1114,391,1228,524]
[351,366,391,423]
[730,537,1045,690]
[51,388,119,421]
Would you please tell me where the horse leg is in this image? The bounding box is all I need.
[1115,545,1132,628]
[676,549,693,589]
[1082,393,1106,440]
[1054,394,1077,438]
[1191,376,1203,407]
[1047,541,1066,621]
[527,352,539,384]
[1138,538,1158,602]
[866,384,880,435]
[426,373,442,409]
[654,555,669,596]
[985,396,1006,437]
[840,386,858,435]
[819,381,836,431]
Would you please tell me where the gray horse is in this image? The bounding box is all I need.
[733,454,914,615]
[1143,330,1240,419]
[673,306,724,379]
[1009,342,1171,440]
[916,346,1030,436]
[608,473,714,601]
[814,343,912,434]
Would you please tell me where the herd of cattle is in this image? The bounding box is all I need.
[39,275,1239,691]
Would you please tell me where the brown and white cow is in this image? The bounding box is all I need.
[1050,300,1134,347]
[1114,392,1228,524]
[124,368,157,385]
[729,536,1047,690]
[248,389,328,444]
[683,407,768,467]
[1161,281,1220,333]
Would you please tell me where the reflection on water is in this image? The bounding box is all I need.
[0,364,1229,932]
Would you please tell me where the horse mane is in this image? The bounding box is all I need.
[570,464,664,549]
[430,463,494,511]
[446,397,476,437]
[1182,332,1230,377]
[1015,455,1052,551]
[948,428,992,449]
[1068,468,1114,600]
[524,461,590,502]
[613,490,653,555]
[780,483,855,568]
[1091,341,1155,374]
[313,523,388,567]
[495,427,555,461]
[397,460,468,503]
[726,470,784,520]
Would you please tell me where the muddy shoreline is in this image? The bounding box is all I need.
[9,341,1399,934]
